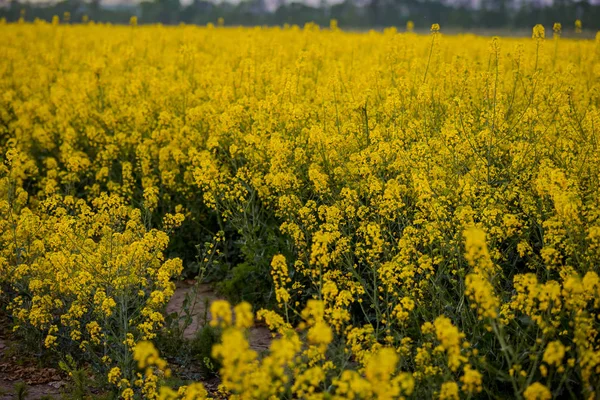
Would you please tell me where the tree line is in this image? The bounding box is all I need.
[1,0,599,33]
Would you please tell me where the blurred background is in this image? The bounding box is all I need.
[0,0,599,34]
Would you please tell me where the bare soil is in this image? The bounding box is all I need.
[0,338,66,400]
[166,281,272,351]
[0,282,272,399]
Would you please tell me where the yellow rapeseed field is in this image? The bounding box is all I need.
[1,19,600,399]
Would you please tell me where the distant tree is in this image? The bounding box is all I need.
[1,0,599,30]
[141,0,180,24]
[480,0,509,28]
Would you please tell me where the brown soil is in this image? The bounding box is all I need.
[166,281,272,351]
[0,282,273,399]
[0,338,66,400]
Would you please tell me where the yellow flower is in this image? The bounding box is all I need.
[234,302,254,329]
[463,228,497,277]
[307,321,333,347]
[523,382,552,400]
[101,297,116,317]
[2,20,600,400]
[533,24,545,39]
[210,300,232,328]
[460,365,482,394]
[465,273,499,319]
[543,340,566,367]
[133,341,167,371]
[271,254,291,306]
[121,388,135,400]
[365,347,396,384]
[176,383,210,400]
[553,23,562,36]
[434,316,466,372]
[44,334,57,348]
[439,381,459,400]
[108,367,121,385]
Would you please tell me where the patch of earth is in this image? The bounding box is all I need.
[166,281,273,352]
[0,282,273,399]
[0,338,66,400]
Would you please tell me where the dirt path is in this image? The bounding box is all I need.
[166,281,272,352]
[0,339,65,400]
[0,283,272,399]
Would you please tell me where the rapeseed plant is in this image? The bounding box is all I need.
[1,20,600,399]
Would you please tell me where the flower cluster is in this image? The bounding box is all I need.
[1,20,600,399]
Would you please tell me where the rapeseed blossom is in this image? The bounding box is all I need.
[1,20,600,399]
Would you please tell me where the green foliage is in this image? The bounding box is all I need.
[190,325,221,376]
[58,355,93,399]
[14,382,28,400]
